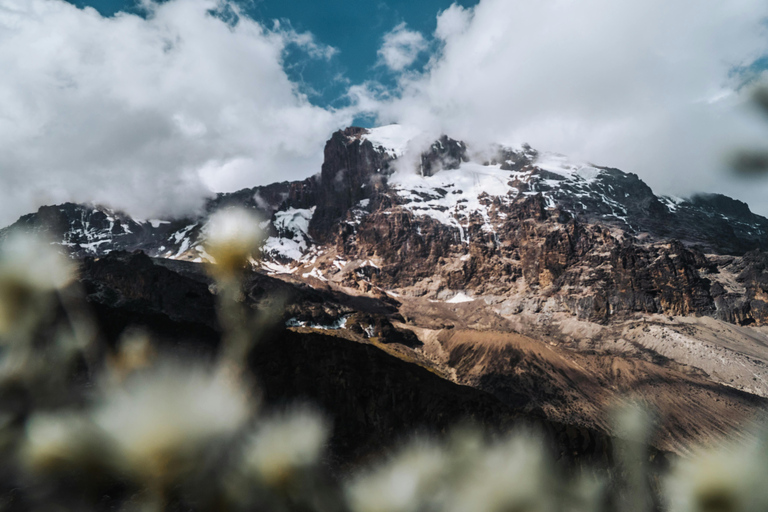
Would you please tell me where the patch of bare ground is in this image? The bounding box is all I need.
[272,276,768,455]
[518,313,768,398]
[426,327,764,454]
[387,296,767,454]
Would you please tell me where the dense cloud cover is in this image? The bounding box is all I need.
[363,0,768,212]
[1,0,768,224]
[0,0,350,225]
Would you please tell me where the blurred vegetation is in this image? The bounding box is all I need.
[731,85,768,177]
[0,208,766,512]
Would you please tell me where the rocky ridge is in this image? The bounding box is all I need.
[9,125,768,326]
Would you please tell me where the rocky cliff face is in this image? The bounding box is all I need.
[307,127,393,241]
[9,125,767,325]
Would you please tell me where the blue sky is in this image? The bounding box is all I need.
[252,0,478,108]
[1,0,768,223]
[66,0,478,114]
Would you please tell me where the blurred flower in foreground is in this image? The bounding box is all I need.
[107,330,156,383]
[446,433,554,512]
[730,85,768,177]
[347,439,446,512]
[94,362,253,484]
[611,401,654,512]
[612,401,653,446]
[348,430,554,512]
[21,412,116,477]
[242,406,329,488]
[0,233,75,336]
[203,207,265,365]
[665,437,768,512]
[203,208,263,278]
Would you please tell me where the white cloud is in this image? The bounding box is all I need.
[5,0,768,226]
[434,4,471,41]
[377,22,428,72]
[0,0,351,226]
[365,0,768,215]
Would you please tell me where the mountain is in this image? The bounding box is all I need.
[8,125,768,328]
[6,124,768,454]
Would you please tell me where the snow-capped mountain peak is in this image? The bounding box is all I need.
[4,125,768,283]
[358,124,423,159]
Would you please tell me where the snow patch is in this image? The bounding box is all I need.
[363,124,422,159]
[660,195,685,212]
[390,161,512,242]
[446,292,475,303]
[286,315,350,330]
[172,224,197,243]
[80,240,111,253]
[263,237,306,262]
[273,207,315,235]
[302,267,327,282]
[263,207,316,261]
[534,153,598,180]
[173,237,191,259]
[261,260,297,275]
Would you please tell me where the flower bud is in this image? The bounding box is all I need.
[0,233,76,335]
[203,208,263,278]
[242,407,329,487]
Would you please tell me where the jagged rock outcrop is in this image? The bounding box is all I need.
[307,128,393,241]
[335,186,729,324]
[419,135,469,176]
[3,203,195,259]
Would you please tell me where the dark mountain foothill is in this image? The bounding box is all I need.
[79,251,616,470]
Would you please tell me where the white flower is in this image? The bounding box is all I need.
[0,232,75,335]
[447,433,554,512]
[21,412,114,475]
[203,208,263,277]
[243,407,329,487]
[94,363,252,482]
[612,401,653,446]
[665,438,768,512]
[347,440,447,512]
[107,330,155,382]
[0,232,74,291]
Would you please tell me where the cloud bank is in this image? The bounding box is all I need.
[377,23,428,72]
[0,0,350,225]
[364,0,768,214]
[2,0,768,225]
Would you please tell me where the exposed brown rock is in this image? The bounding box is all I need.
[308,129,393,242]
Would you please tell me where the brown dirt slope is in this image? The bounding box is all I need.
[410,327,766,455]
